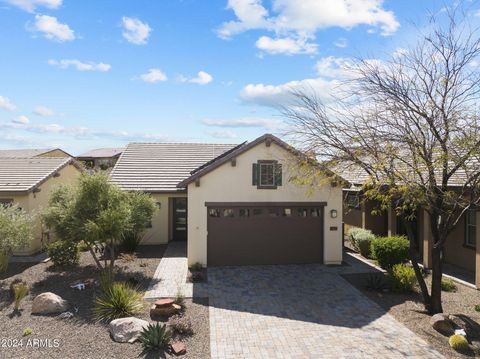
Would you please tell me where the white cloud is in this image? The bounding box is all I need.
[12,115,30,124]
[179,71,213,85]
[0,96,16,112]
[33,14,75,42]
[139,68,167,83]
[121,16,152,45]
[240,77,342,107]
[315,56,353,78]
[334,37,347,48]
[207,130,238,139]
[218,0,399,55]
[256,35,317,55]
[33,105,55,116]
[203,117,284,130]
[48,59,111,72]
[6,0,61,12]
[0,121,172,142]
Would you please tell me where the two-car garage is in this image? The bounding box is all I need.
[206,202,325,266]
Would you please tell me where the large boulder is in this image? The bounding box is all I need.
[431,313,454,336]
[32,292,68,315]
[109,317,149,343]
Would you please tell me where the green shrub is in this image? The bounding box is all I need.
[12,282,29,310]
[190,262,203,272]
[475,304,480,312]
[94,282,144,322]
[364,274,387,291]
[140,323,171,353]
[77,241,90,252]
[370,236,409,270]
[23,327,32,336]
[449,335,469,351]
[47,240,79,267]
[348,228,371,250]
[357,236,375,258]
[120,231,139,253]
[389,264,417,293]
[0,252,9,273]
[441,277,457,292]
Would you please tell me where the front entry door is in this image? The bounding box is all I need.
[173,198,187,241]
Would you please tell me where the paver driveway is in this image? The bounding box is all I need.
[208,265,442,359]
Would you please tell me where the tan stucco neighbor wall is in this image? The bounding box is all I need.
[7,163,82,255]
[140,192,187,245]
[186,141,343,266]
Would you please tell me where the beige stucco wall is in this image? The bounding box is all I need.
[187,141,343,266]
[9,163,82,255]
[444,214,475,272]
[140,192,187,245]
[37,149,70,157]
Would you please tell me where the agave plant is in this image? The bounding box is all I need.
[94,282,144,322]
[139,323,171,353]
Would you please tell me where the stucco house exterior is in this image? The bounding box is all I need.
[340,165,480,287]
[111,134,343,267]
[0,156,83,255]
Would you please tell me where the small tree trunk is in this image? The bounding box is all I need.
[88,247,103,270]
[108,238,115,274]
[405,222,431,312]
[430,246,443,314]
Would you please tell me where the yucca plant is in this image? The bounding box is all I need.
[13,282,29,310]
[139,323,171,353]
[94,282,144,322]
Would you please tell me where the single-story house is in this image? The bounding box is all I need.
[77,147,124,169]
[0,148,72,158]
[0,156,83,255]
[110,134,343,266]
[340,165,480,288]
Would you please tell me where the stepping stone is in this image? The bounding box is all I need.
[154,298,175,307]
[171,341,186,355]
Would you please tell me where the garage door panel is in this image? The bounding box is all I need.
[207,205,323,266]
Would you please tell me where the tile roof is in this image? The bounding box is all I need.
[77,147,124,159]
[110,142,238,192]
[0,148,57,158]
[0,157,74,192]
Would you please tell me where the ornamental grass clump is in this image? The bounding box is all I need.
[441,277,457,292]
[94,282,144,322]
[12,282,29,310]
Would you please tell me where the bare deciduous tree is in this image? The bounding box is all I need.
[283,11,480,314]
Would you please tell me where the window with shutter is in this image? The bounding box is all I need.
[253,160,282,189]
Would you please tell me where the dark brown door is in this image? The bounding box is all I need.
[173,198,187,241]
[207,204,324,266]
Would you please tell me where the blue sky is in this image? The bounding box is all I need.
[0,0,473,154]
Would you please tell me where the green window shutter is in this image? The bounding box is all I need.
[252,163,258,185]
[275,163,282,186]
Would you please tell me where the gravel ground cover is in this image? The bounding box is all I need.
[0,246,210,359]
[343,272,480,359]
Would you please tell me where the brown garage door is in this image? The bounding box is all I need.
[206,202,325,266]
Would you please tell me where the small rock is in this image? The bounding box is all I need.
[431,313,454,336]
[154,299,175,307]
[109,317,149,343]
[171,341,186,355]
[57,311,74,319]
[32,292,68,315]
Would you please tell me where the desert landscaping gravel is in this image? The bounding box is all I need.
[0,246,210,359]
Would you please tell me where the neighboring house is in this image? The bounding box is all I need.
[0,148,72,158]
[77,147,124,169]
[0,157,83,255]
[111,134,343,267]
[339,164,479,287]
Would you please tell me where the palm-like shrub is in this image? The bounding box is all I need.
[140,323,171,353]
[94,282,144,322]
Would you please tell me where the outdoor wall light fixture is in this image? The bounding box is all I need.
[330,209,338,218]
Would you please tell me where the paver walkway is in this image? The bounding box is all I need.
[145,243,442,358]
[208,265,443,359]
